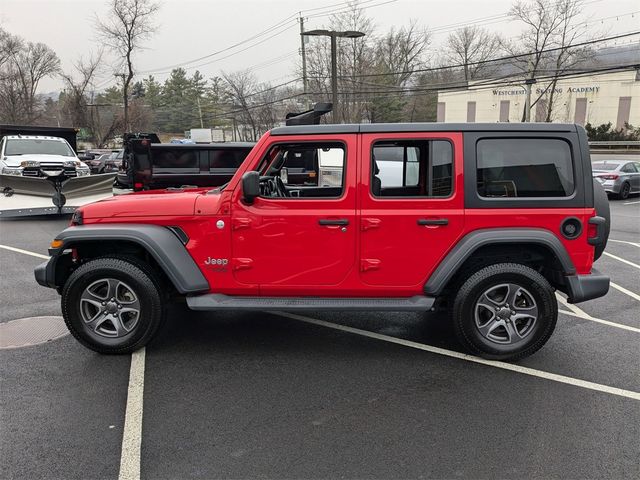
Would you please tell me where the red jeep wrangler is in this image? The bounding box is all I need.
[35,122,610,360]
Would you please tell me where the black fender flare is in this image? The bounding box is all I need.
[45,224,209,294]
[591,178,610,261]
[424,228,576,296]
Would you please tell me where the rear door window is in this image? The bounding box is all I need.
[477,138,574,197]
[372,140,453,197]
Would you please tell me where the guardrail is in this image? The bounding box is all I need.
[589,141,640,151]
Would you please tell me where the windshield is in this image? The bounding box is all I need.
[5,138,75,157]
[592,163,619,171]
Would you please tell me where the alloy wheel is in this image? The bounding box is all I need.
[474,283,538,345]
[79,278,141,338]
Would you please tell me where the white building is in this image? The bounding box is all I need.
[436,70,639,128]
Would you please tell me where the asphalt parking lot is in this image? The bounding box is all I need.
[1,197,639,479]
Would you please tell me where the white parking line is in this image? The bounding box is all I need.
[610,282,640,302]
[623,200,640,205]
[275,312,640,401]
[608,239,640,248]
[602,251,640,269]
[0,244,48,260]
[119,348,146,480]
[555,294,640,333]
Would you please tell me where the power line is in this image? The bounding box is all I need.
[137,0,379,75]
[307,30,640,80]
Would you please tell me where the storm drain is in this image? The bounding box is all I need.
[0,316,69,349]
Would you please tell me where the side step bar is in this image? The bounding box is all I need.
[186,294,435,312]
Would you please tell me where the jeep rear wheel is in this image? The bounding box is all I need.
[452,263,557,361]
[62,257,164,354]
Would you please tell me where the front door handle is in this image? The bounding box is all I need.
[417,218,449,226]
[319,219,349,226]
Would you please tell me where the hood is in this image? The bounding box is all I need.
[82,188,216,219]
[3,153,77,167]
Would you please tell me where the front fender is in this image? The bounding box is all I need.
[38,224,209,294]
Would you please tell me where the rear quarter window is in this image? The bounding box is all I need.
[477,138,574,198]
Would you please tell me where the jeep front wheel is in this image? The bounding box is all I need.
[62,257,164,354]
[452,263,557,361]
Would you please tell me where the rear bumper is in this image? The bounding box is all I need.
[564,268,610,303]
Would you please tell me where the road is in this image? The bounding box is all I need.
[1,197,639,479]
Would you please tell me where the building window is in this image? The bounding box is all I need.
[467,101,476,123]
[574,98,587,125]
[437,102,446,122]
[535,99,547,122]
[499,100,510,122]
[477,138,574,198]
[616,97,632,130]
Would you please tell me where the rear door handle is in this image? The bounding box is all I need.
[319,219,349,226]
[417,218,448,226]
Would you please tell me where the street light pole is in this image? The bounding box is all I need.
[300,29,365,124]
[330,34,338,121]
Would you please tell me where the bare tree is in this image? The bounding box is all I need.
[59,53,104,127]
[98,0,159,132]
[367,20,431,122]
[445,26,502,82]
[376,20,430,85]
[59,52,124,147]
[223,70,259,141]
[0,30,59,124]
[506,0,589,121]
[0,28,22,70]
[542,0,591,121]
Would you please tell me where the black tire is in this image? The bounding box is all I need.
[618,181,631,200]
[61,257,165,354]
[452,263,557,361]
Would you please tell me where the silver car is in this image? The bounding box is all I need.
[592,159,640,200]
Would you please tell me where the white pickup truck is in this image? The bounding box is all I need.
[0,135,90,177]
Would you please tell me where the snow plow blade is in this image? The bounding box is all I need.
[0,173,116,217]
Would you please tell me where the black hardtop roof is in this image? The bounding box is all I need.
[150,142,255,149]
[270,122,578,136]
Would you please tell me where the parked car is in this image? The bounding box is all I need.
[0,135,90,177]
[36,121,610,361]
[592,159,640,199]
[86,154,112,174]
[103,149,123,174]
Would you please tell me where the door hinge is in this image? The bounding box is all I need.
[233,218,252,230]
[361,217,381,231]
[232,258,253,271]
[360,258,381,272]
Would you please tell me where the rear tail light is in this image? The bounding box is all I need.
[587,222,598,239]
[598,174,618,180]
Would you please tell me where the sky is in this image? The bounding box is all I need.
[1,0,638,93]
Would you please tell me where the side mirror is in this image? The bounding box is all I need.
[242,171,260,204]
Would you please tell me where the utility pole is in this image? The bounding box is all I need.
[299,15,309,108]
[196,97,204,128]
[330,34,338,122]
[114,73,128,131]
[523,56,535,122]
